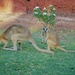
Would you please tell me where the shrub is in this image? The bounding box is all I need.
[33,5,56,28]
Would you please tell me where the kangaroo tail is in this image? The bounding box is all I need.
[29,38,54,54]
[57,46,67,52]
[66,50,75,53]
[57,46,75,53]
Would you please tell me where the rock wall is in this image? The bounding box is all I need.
[0,0,75,14]
[26,0,75,13]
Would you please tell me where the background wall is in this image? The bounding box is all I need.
[0,0,75,14]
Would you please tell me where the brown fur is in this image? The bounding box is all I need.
[41,25,75,54]
[0,25,54,55]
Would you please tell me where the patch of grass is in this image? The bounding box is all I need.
[0,29,75,75]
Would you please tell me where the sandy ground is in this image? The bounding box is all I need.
[0,12,75,30]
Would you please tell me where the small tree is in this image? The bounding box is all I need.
[33,5,56,29]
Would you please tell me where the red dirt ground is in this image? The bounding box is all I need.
[0,12,75,30]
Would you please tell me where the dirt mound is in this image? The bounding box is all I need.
[0,13,75,30]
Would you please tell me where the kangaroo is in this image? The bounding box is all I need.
[41,25,75,53]
[41,26,48,43]
[0,25,54,55]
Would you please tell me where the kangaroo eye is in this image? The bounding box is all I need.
[43,28,45,30]
[46,28,48,30]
